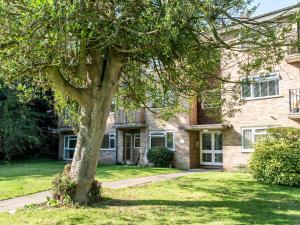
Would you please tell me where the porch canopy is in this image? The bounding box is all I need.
[180,124,228,131]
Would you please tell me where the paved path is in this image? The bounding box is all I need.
[0,169,217,213]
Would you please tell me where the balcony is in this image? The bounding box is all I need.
[289,89,300,119]
[114,108,146,128]
[285,33,300,63]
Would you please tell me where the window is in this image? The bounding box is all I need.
[101,133,116,150]
[241,128,267,151]
[241,73,280,99]
[64,135,77,160]
[151,91,176,108]
[149,131,175,151]
[110,98,116,113]
[134,133,140,148]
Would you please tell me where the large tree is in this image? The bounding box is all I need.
[0,0,296,203]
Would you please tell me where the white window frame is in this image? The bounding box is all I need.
[101,133,116,151]
[64,135,77,160]
[241,127,268,152]
[110,98,116,114]
[134,133,141,148]
[241,73,280,100]
[149,131,175,151]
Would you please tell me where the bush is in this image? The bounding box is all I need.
[51,164,102,204]
[249,128,300,187]
[51,164,76,204]
[147,147,174,167]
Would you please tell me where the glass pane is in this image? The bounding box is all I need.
[202,133,212,150]
[65,150,74,159]
[64,136,68,148]
[151,137,165,148]
[268,80,276,96]
[241,83,251,98]
[242,129,253,149]
[125,135,131,160]
[101,134,109,149]
[134,134,140,148]
[202,153,212,162]
[255,129,266,134]
[253,82,260,97]
[260,81,268,97]
[214,133,223,150]
[215,153,223,163]
[110,137,115,149]
[166,132,174,149]
[69,139,77,149]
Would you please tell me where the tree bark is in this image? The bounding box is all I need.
[69,53,123,203]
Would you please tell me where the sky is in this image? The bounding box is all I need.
[252,0,298,16]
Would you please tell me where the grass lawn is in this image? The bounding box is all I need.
[0,160,180,200]
[1,172,299,225]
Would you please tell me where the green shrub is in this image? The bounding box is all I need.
[88,180,102,202]
[51,164,77,204]
[147,147,174,167]
[51,164,102,205]
[249,128,300,187]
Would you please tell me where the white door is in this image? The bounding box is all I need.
[200,131,223,166]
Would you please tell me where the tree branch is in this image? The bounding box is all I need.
[47,66,88,105]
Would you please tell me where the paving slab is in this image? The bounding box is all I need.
[0,169,218,213]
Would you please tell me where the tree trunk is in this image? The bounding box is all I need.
[69,53,122,203]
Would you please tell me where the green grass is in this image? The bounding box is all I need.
[1,172,300,225]
[0,160,180,200]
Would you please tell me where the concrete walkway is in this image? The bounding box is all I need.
[0,169,216,213]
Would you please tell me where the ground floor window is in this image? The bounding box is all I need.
[101,133,116,150]
[64,133,116,160]
[64,135,77,160]
[241,127,267,151]
[149,131,175,151]
[134,133,141,148]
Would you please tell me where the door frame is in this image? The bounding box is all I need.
[200,130,223,166]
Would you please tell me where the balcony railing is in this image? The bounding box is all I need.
[114,108,145,125]
[289,89,300,114]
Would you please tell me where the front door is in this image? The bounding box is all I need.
[200,132,223,166]
[124,133,132,161]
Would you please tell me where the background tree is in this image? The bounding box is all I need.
[0,82,57,160]
[0,0,296,203]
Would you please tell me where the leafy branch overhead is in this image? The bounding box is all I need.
[0,1,296,112]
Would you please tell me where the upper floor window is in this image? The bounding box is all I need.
[149,131,175,151]
[242,127,267,152]
[110,98,116,114]
[241,73,280,99]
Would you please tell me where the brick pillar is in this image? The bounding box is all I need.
[117,129,124,163]
[189,131,200,168]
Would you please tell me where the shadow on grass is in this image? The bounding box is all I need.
[88,175,300,225]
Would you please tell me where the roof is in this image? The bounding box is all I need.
[250,3,299,22]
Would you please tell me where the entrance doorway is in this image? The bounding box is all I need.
[200,131,223,166]
[124,133,132,161]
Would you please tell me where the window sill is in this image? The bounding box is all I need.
[242,95,283,101]
[241,149,254,153]
[100,149,116,151]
